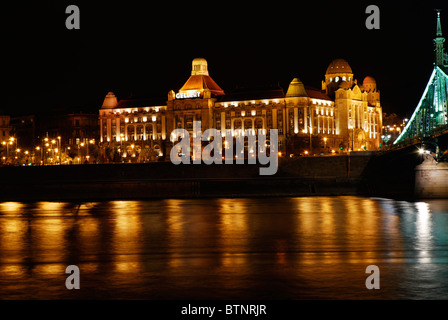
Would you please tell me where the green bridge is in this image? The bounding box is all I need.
[394,11,448,151]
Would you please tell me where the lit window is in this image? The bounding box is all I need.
[342,76,346,81]
[335,76,340,82]
[330,77,333,82]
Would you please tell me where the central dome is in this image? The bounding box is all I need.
[326,59,353,75]
[179,58,225,96]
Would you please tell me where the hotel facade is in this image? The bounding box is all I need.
[99,58,382,160]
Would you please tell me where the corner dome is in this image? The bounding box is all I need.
[101,91,118,109]
[363,76,377,91]
[285,78,308,97]
[326,59,353,75]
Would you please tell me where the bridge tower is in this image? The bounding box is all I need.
[394,11,448,146]
[435,10,446,67]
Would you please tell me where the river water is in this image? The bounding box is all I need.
[0,196,447,300]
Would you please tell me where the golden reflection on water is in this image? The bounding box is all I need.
[110,201,143,274]
[0,202,24,215]
[164,199,188,269]
[0,196,446,299]
[218,198,250,270]
[32,204,67,264]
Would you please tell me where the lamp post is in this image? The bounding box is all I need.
[80,142,85,164]
[10,137,16,150]
[51,139,56,164]
[58,136,61,164]
[36,146,42,165]
[324,137,327,154]
[308,112,312,154]
[1,141,7,158]
[89,139,95,163]
[120,133,124,159]
[44,137,49,165]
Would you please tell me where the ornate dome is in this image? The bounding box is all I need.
[362,76,377,91]
[326,59,353,75]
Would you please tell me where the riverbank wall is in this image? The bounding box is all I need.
[0,154,378,201]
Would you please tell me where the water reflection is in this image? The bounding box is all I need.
[0,196,447,299]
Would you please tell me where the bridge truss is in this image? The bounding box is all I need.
[394,66,448,146]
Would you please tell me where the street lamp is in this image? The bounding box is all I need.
[36,146,43,165]
[79,142,85,164]
[58,136,61,163]
[1,141,7,158]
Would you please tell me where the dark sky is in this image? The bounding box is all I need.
[2,0,448,118]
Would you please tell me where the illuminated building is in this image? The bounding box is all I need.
[99,57,383,158]
[322,59,382,151]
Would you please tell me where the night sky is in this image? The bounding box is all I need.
[2,0,448,118]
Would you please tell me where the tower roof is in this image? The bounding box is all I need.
[285,78,308,97]
[179,58,225,96]
[326,59,353,75]
[304,86,332,101]
[434,10,446,67]
[101,91,118,109]
[191,58,209,76]
[437,10,443,37]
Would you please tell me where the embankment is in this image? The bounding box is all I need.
[0,151,419,201]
